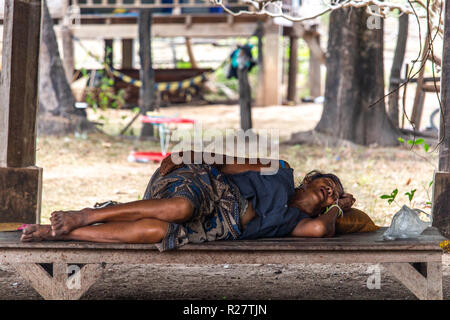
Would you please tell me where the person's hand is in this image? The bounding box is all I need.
[338,193,355,211]
[159,152,184,176]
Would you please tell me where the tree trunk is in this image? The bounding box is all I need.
[388,14,409,128]
[38,0,89,135]
[139,9,155,138]
[314,7,399,146]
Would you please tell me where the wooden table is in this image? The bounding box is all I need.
[0,227,446,300]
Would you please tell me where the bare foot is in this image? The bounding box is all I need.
[20,225,63,242]
[50,210,89,236]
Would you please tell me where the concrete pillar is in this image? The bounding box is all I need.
[261,23,282,106]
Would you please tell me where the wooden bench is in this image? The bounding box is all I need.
[0,227,446,300]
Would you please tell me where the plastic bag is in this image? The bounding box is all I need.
[383,205,432,240]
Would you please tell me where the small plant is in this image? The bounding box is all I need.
[81,67,125,111]
[397,137,429,152]
[380,188,398,205]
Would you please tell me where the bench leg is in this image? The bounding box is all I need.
[382,262,443,300]
[12,263,104,300]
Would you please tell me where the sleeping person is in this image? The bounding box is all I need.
[21,151,355,251]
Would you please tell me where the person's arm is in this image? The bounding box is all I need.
[160,150,288,175]
[290,206,340,238]
[290,195,354,238]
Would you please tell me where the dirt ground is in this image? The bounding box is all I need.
[1,256,449,300]
[1,103,447,300]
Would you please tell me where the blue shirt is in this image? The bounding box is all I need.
[226,162,309,239]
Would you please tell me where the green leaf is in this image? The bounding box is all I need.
[132,107,140,113]
[429,180,433,187]
[405,189,416,202]
[391,189,398,199]
[414,138,424,145]
[424,143,429,152]
[380,195,391,199]
[407,140,414,145]
[426,201,432,205]
[397,137,405,143]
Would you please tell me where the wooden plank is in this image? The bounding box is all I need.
[0,0,42,168]
[432,171,450,238]
[0,247,442,265]
[0,228,446,251]
[383,262,428,300]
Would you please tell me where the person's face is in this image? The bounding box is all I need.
[291,177,340,217]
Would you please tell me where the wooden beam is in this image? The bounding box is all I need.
[13,263,103,300]
[0,0,41,168]
[383,262,443,300]
[70,23,259,40]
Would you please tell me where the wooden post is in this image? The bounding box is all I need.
[121,39,134,69]
[432,0,450,238]
[262,23,282,106]
[255,21,265,106]
[104,39,114,68]
[185,37,198,69]
[139,9,155,138]
[62,26,75,83]
[238,64,252,131]
[0,0,43,223]
[287,35,298,103]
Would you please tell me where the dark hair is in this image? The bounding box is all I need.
[298,170,345,199]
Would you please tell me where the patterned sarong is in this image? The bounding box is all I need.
[143,164,247,251]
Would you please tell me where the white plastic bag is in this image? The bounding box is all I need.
[383,205,432,240]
